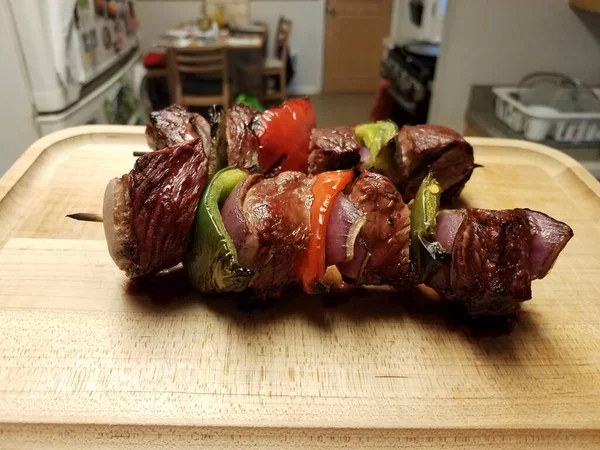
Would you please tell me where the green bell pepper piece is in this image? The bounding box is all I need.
[410,172,450,279]
[234,94,266,112]
[185,167,253,293]
[354,121,400,181]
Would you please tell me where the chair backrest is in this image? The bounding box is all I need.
[274,17,292,62]
[166,44,228,106]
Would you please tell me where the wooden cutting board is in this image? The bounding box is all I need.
[0,126,599,449]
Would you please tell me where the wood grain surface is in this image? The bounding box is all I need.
[0,126,599,449]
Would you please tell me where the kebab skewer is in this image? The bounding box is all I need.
[103,141,572,316]
[145,100,476,203]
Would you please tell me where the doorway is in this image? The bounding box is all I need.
[322,0,393,93]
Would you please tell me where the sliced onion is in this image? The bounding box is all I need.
[435,210,465,252]
[359,146,370,161]
[336,238,368,281]
[102,176,139,276]
[525,209,573,280]
[358,146,371,170]
[221,176,252,250]
[103,178,119,263]
[424,210,464,288]
[325,194,366,266]
[326,193,369,282]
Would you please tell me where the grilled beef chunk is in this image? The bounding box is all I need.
[145,104,210,151]
[226,103,260,171]
[238,171,314,296]
[308,127,362,174]
[429,208,573,315]
[396,125,475,202]
[103,140,208,278]
[340,172,412,287]
[205,106,228,178]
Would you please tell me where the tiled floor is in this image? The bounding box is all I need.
[309,94,375,127]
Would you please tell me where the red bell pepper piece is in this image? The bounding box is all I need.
[254,98,316,174]
[297,170,355,293]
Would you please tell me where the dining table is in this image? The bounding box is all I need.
[155,25,268,97]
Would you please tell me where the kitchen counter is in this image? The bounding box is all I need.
[465,85,600,177]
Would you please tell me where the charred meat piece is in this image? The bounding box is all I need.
[449,209,533,315]
[430,208,573,315]
[238,171,314,296]
[145,104,210,151]
[226,103,260,172]
[146,104,222,177]
[307,127,362,174]
[396,125,475,202]
[205,105,228,178]
[339,172,412,288]
[103,140,208,278]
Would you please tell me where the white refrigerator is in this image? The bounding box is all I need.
[6,0,143,136]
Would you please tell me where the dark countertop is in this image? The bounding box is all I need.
[465,85,600,152]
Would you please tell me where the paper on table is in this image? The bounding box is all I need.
[171,38,193,48]
[227,37,262,47]
[165,22,219,40]
[165,29,189,39]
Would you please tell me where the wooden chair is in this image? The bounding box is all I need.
[260,17,293,102]
[146,67,167,78]
[166,44,230,108]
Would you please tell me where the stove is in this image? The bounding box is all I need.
[381,41,439,125]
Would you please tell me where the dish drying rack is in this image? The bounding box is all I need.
[493,72,600,144]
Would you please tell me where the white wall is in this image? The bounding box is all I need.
[136,1,208,52]
[249,0,325,95]
[0,4,39,176]
[135,0,249,52]
[428,0,600,131]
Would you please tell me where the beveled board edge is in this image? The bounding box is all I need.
[0,423,599,450]
[2,128,599,204]
[0,125,146,204]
